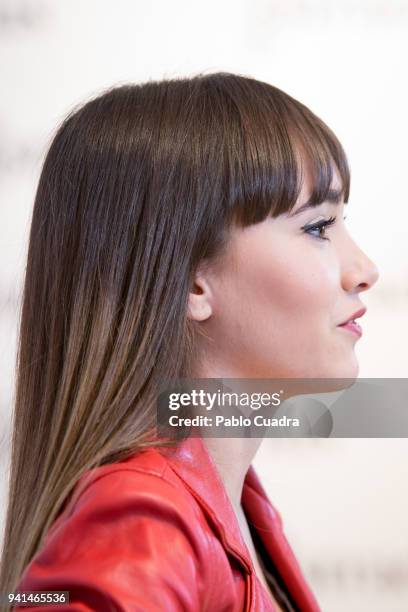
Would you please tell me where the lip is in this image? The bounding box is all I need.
[338,307,367,327]
[337,320,363,338]
[337,307,366,338]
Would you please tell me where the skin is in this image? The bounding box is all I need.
[186,163,379,605]
[188,166,379,382]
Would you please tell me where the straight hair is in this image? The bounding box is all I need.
[0,71,350,602]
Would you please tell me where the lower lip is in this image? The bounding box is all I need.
[337,321,363,337]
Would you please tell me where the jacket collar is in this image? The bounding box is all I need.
[159,433,252,565]
[159,433,320,612]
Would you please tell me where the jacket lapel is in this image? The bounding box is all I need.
[242,466,321,611]
[160,434,320,611]
[159,434,252,569]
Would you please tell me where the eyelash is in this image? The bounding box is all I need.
[302,215,344,241]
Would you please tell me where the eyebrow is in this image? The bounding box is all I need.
[288,188,346,217]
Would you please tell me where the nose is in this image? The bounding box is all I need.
[341,239,380,294]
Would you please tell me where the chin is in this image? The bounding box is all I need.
[290,359,360,395]
[322,359,360,387]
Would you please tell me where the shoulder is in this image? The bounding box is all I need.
[16,449,212,611]
[66,447,196,516]
[49,446,211,559]
[60,449,208,550]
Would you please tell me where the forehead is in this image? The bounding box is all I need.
[297,151,343,192]
[286,161,344,219]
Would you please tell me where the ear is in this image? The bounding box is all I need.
[187,268,214,322]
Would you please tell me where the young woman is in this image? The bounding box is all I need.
[0,72,378,611]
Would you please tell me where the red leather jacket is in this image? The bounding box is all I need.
[14,435,320,611]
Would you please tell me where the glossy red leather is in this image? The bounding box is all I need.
[14,435,321,611]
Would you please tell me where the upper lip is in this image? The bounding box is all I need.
[338,307,367,326]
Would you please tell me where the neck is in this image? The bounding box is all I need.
[192,358,265,511]
[201,436,263,512]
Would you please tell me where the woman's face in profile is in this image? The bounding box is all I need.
[190,167,379,379]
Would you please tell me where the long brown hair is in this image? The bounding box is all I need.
[0,71,350,600]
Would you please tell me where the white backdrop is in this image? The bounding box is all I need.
[1,1,407,610]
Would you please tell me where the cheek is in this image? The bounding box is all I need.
[208,230,350,378]
[239,244,336,324]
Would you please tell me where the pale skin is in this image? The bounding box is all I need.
[186,165,379,607]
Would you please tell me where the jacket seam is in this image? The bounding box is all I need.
[65,462,176,519]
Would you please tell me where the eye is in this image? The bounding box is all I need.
[302,215,337,241]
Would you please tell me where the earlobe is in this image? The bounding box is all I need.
[187,278,213,322]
